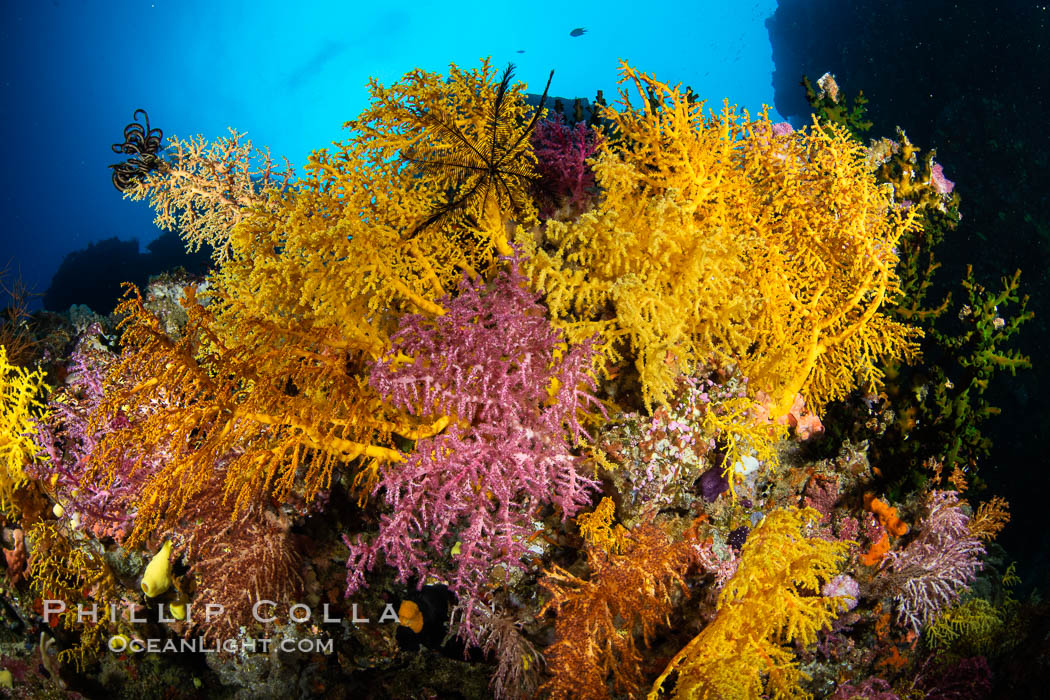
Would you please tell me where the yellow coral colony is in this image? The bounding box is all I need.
[522,62,921,416]
[0,344,48,514]
[649,508,849,699]
[141,540,173,597]
[212,58,541,337]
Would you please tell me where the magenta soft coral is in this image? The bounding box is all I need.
[344,258,600,638]
[531,113,601,217]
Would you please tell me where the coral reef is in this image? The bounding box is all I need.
[0,59,1034,699]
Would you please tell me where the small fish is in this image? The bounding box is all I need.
[569,27,587,37]
[516,49,525,53]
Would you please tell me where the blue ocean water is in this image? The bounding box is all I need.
[0,0,779,310]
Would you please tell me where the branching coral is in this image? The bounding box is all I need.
[26,521,132,670]
[344,260,600,633]
[539,520,698,700]
[968,496,1010,542]
[650,507,850,700]
[180,466,303,642]
[879,490,984,632]
[84,284,409,547]
[522,62,920,416]
[202,60,561,374]
[576,496,627,554]
[0,264,42,368]
[465,602,544,700]
[820,84,1031,492]
[3,58,1014,698]
[351,58,551,241]
[30,327,152,539]
[531,113,602,218]
[0,344,48,516]
[926,597,1002,653]
[119,124,294,263]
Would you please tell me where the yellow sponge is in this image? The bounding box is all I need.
[141,541,173,597]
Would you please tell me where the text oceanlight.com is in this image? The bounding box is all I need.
[109,636,334,654]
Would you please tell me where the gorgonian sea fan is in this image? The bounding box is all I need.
[344,258,601,635]
[882,490,984,632]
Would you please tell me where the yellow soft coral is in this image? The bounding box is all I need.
[27,521,132,670]
[207,59,549,361]
[926,597,1002,652]
[650,507,849,700]
[522,62,921,416]
[0,345,47,514]
[121,128,293,265]
[87,285,422,546]
[576,496,627,553]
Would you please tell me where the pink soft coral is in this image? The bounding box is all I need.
[344,258,601,637]
[31,326,162,539]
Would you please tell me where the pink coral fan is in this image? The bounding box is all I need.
[930,162,955,195]
[31,326,162,539]
[344,258,601,637]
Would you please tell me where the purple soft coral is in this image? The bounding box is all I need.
[31,326,159,539]
[913,655,992,700]
[344,258,601,638]
[881,490,984,632]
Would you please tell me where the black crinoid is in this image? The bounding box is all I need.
[109,109,165,192]
[401,62,554,237]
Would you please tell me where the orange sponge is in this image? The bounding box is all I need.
[864,493,909,536]
[861,531,890,566]
[397,600,424,633]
